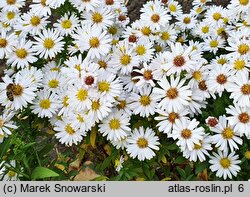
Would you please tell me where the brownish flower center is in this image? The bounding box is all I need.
[181,129,192,139]
[166,88,178,99]
[216,74,227,84]
[173,55,185,67]
[238,112,250,123]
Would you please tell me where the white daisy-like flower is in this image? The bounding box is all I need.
[176,13,197,30]
[209,150,241,180]
[0,74,37,110]
[132,62,156,88]
[126,126,159,161]
[170,119,205,151]
[1,10,20,26]
[73,26,112,59]
[0,160,19,181]
[82,6,114,30]
[206,64,234,97]
[140,0,171,30]
[133,38,154,62]
[96,71,122,102]
[42,71,65,94]
[226,104,250,138]
[88,96,113,123]
[155,108,189,136]
[54,12,79,36]
[29,0,51,16]
[54,117,84,146]
[128,86,157,118]
[7,39,37,69]
[99,110,131,141]
[227,72,250,107]
[109,40,140,74]
[210,115,243,152]
[69,111,92,135]
[226,38,250,58]
[67,81,92,111]
[31,90,61,118]
[0,30,17,59]
[33,28,65,59]
[183,134,212,162]
[111,136,128,150]
[153,75,192,112]
[162,42,198,75]
[0,110,17,136]
[114,155,124,172]
[156,24,177,47]
[167,0,183,16]
[46,0,66,9]
[15,11,49,36]
[203,36,225,54]
[0,0,25,12]
[69,0,101,12]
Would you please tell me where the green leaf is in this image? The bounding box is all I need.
[31,167,59,180]
[174,156,186,164]
[195,162,209,174]
[176,167,186,179]
[167,143,178,150]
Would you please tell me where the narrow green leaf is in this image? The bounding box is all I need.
[31,167,59,180]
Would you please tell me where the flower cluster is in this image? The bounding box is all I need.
[0,0,250,180]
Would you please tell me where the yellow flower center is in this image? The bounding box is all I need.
[181,128,192,139]
[75,64,81,71]
[216,74,227,84]
[141,27,151,36]
[137,137,148,148]
[220,158,231,169]
[41,0,46,6]
[65,124,75,135]
[169,4,177,12]
[195,7,203,13]
[238,112,249,123]
[92,12,103,23]
[63,96,69,107]
[98,60,107,69]
[210,40,219,48]
[43,38,55,49]
[201,26,209,33]
[217,58,227,65]
[98,81,110,92]
[30,16,41,26]
[7,0,16,4]
[76,89,88,101]
[7,170,16,177]
[192,71,202,81]
[40,99,51,109]
[213,12,221,21]
[217,28,225,35]
[241,84,250,95]
[143,70,153,80]
[0,119,3,128]
[48,79,59,88]
[154,45,162,52]
[7,11,15,20]
[12,84,23,96]
[161,32,170,40]
[234,59,245,70]
[91,100,100,111]
[0,38,8,48]
[16,48,28,59]
[183,17,191,24]
[168,112,179,123]
[238,43,250,55]
[89,37,100,48]
[108,26,118,35]
[222,127,234,139]
[239,0,249,5]
[166,88,178,99]
[245,150,250,159]
[117,100,126,110]
[136,45,146,55]
[109,119,121,130]
[194,142,202,150]
[120,54,131,65]
[77,114,84,123]
[61,20,72,29]
[151,14,160,23]
[140,95,151,106]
